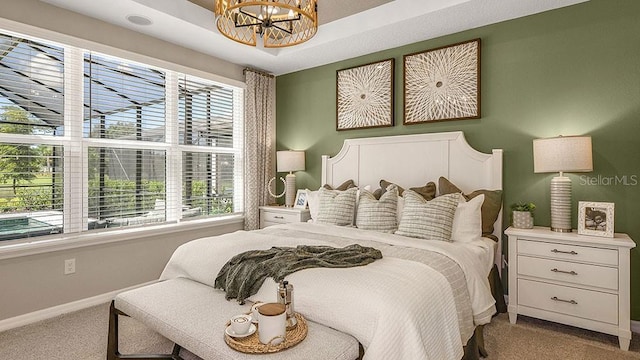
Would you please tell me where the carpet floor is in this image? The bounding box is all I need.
[1,303,639,359]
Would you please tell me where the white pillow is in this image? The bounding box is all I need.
[305,188,320,221]
[450,194,484,243]
[396,196,405,224]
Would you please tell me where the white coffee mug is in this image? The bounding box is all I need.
[257,303,286,345]
[251,302,264,323]
[230,314,252,335]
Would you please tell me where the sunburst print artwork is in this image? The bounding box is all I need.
[403,39,480,124]
[336,58,394,130]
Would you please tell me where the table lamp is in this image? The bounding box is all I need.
[276,150,305,207]
[533,135,593,232]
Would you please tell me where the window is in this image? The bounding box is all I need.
[0,29,244,243]
[179,75,238,218]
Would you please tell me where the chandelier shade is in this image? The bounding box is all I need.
[214,0,318,48]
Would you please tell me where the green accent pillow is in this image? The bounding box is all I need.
[373,179,436,201]
[323,179,356,191]
[438,176,503,239]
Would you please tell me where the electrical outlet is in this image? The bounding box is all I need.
[64,258,76,275]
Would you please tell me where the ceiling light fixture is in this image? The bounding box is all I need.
[214,0,318,48]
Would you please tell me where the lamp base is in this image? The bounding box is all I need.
[284,173,296,207]
[549,175,572,232]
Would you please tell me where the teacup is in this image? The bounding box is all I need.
[230,314,252,335]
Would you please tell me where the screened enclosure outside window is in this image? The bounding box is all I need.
[0,143,63,240]
[0,27,244,243]
[87,146,166,228]
[0,33,64,136]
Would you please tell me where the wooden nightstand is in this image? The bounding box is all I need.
[259,206,311,229]
[505,226,636,350]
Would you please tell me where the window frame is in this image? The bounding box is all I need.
[0,25,245,256]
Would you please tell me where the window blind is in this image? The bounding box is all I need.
[83,53,166,142]
[0,33,64,136]
[87,146,166,228]
[178,75,234,148]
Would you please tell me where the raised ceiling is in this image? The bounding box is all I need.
[40,0,587,76]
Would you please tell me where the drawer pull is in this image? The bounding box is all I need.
[551,268,578,275]
[551,249,578,255]
[551,296,578,305]
[274,216,284,219]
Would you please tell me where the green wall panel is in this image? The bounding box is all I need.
[276,0,640,319]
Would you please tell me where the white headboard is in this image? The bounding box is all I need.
[321,131,504,272]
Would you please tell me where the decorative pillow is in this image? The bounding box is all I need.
[307,180,357,221]
[316,187,358,226]
[451,194,484,243]
[395,190,461,241]
[438,177,503,239]
[306,189,320,221]
[323,179,356,191]
[356,185,398,233]
[373,179,436,201]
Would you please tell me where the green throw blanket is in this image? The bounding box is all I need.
[214,244,383,303]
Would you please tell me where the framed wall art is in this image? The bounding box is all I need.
[577,201,614,237]
[336,58,394,131]
[403,38,480,124]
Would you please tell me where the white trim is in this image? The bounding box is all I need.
[0,280,158,332]
[0,215,243,260]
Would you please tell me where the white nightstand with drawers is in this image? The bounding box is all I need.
[506,226,635,350]
[259,206,311,229]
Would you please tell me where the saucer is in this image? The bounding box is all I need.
[225,323,256,338]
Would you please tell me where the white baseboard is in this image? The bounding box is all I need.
[0,280,157,333]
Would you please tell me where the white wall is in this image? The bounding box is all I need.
[0,0,247,322]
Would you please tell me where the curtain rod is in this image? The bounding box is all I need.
[244,68,274,78]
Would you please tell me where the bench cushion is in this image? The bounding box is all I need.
[115,278,359,360]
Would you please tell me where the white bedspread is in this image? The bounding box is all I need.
[160,223,496,360]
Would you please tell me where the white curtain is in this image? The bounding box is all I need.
[244,69,275,230]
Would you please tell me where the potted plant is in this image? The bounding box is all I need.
[511,202,536,229]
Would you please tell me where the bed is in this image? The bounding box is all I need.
[158,131,504,360]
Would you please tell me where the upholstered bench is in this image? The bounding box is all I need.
[107,277,360,360]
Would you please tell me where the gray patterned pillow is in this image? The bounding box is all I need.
[316,187,358,226]
[395,190,461,241]
[356,185,398,233]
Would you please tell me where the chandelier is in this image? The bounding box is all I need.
[214,0,318,48]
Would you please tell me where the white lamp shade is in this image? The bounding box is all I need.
[277,150,305,173]
[533,136,593,173]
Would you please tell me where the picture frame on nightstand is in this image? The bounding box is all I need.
[294,189,308,209]
[578,201,614,237]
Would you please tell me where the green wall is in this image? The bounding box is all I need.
[276,0,640,318]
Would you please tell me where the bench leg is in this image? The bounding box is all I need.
[107,300,183,360]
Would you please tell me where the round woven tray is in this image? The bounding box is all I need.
[225,313,308,354]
